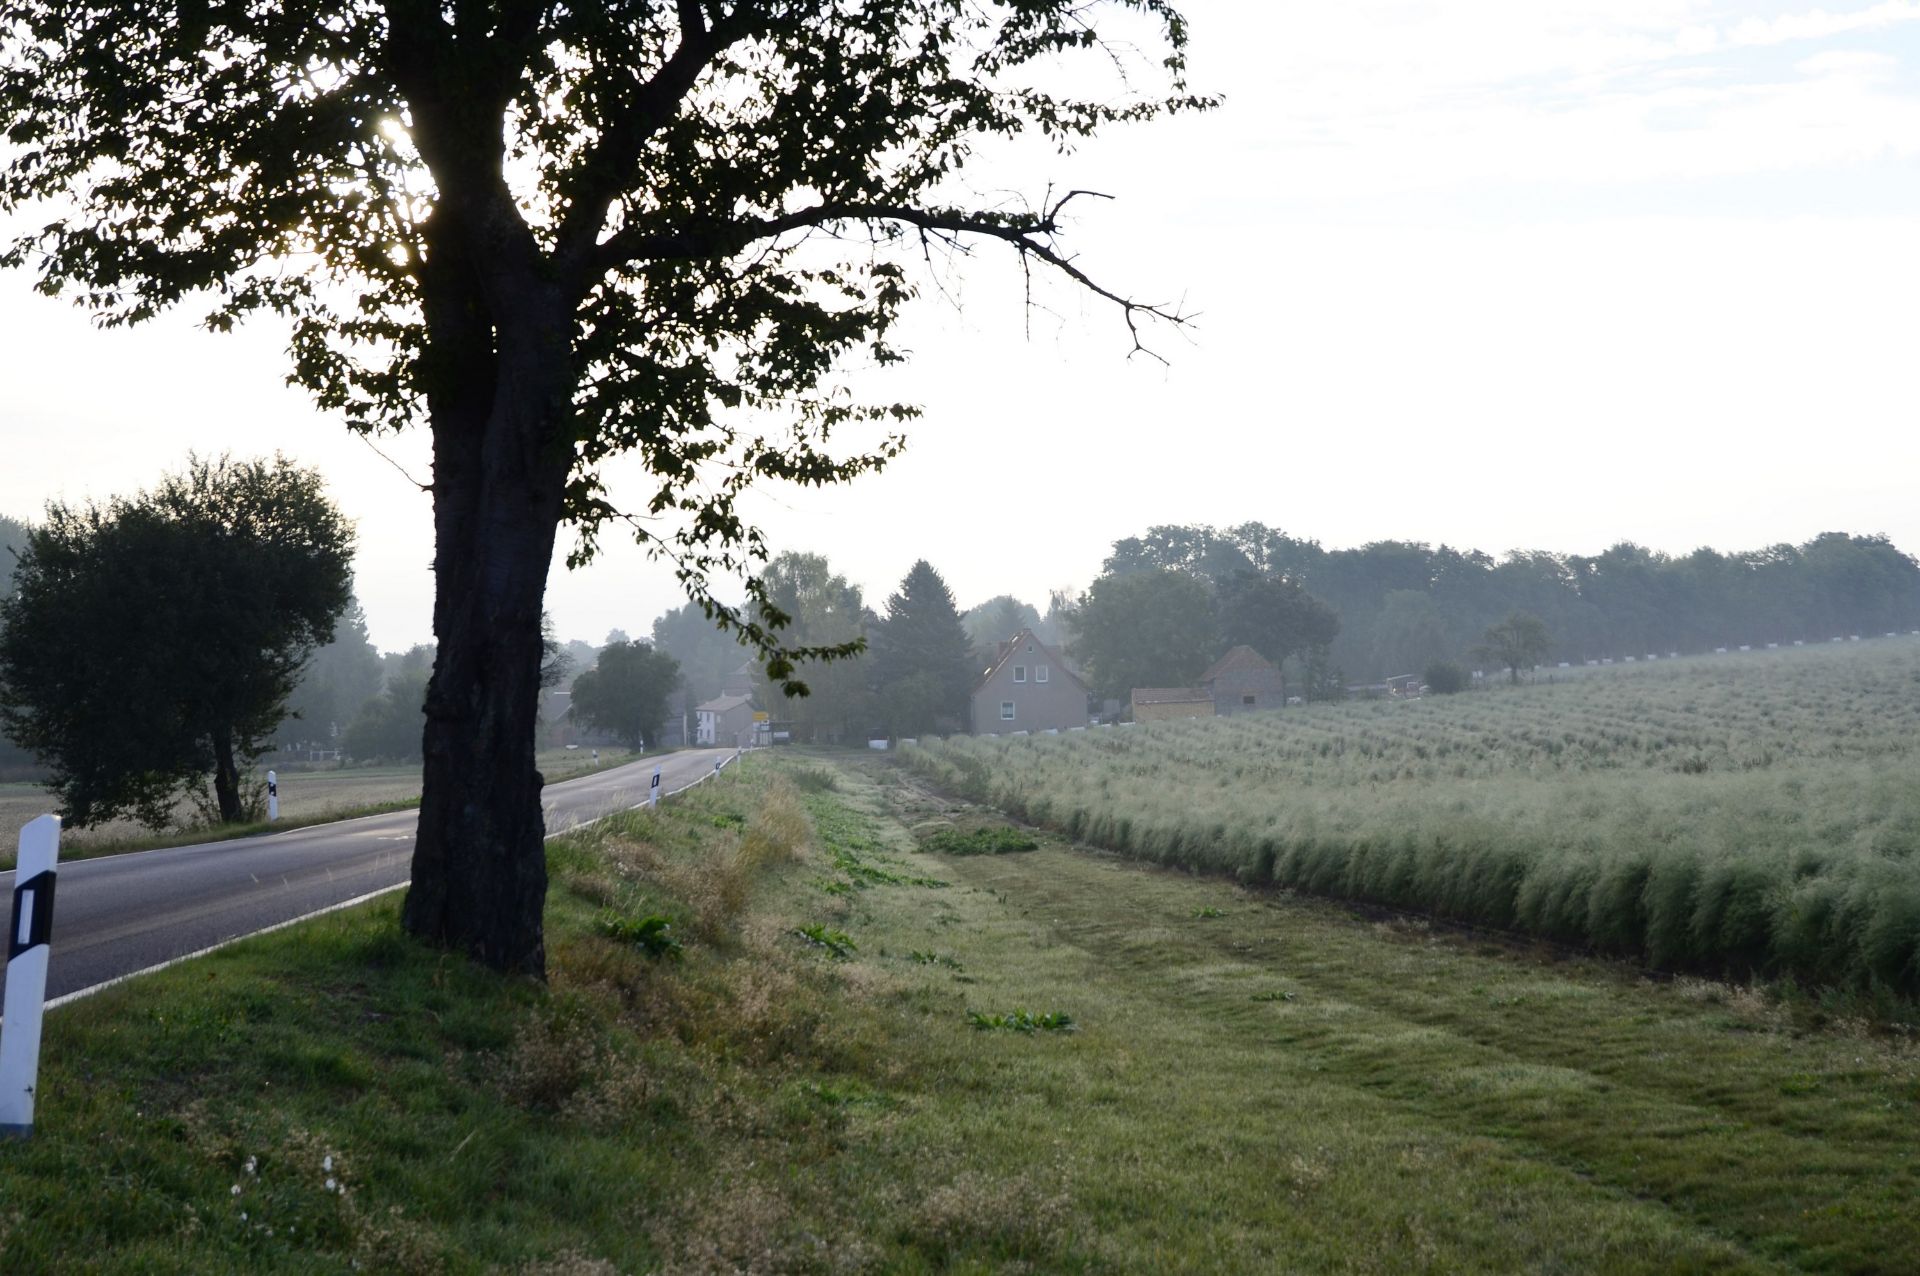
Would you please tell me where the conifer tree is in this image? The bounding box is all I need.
[871,560,974,737]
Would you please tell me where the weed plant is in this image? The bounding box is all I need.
[967,1009,1076,1034]
[794,923,857,958]
[595,912,683,960]
[905,642,1920,999]
[921,825,1038,855]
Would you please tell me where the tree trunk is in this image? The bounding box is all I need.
[400,260,572,976]
[210,725,242,823]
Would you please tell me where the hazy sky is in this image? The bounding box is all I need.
[3,1,1917,653]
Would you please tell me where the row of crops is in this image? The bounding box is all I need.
[903,641,1920,999]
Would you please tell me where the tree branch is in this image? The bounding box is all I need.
[593,189,1192,357]
[554,3,760,283]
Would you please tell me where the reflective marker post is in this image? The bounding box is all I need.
[1,815,61,1139]
[649,765,662,809]
[266,770,279,822]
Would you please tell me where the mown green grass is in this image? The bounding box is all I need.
[906,641,1920,1001]
[0,753,1914,1272]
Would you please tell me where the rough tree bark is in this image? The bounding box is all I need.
[396,147,574,973]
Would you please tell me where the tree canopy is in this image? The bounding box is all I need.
[754,552,876,744]
[0,456,353,825]
[652,600,753,706]
[1068,569,1218,701]
[1,1,1206,974]
[344,644,434,762]
[1106,523,1920,682]
[1475,612,1553,685]
[569,639,681,749]
[280,600,384,752]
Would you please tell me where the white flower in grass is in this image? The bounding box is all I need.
[243,1155,257,1176]
[325,1177,337,1192]
[230,1184,241,1196]
[322,1154,333,1172]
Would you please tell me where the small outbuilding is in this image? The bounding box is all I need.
[1131,687,1216,722]
[1200,645,1285,715]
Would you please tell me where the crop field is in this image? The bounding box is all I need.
[0,746,640,862]
[906,640,1920,1001]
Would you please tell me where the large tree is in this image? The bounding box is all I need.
[1475,611,1552,685]
[754,552,875,745]
[345,644,434,762]
[1,1,1203,974]
[652,600,753,705]
[0,456,354,826]
[1067,568,1217,701]
[870,560,973,737]
[1217,571,1340,677]
[569,639,681,748]
[280,600,385,752]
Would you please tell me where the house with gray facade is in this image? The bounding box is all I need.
[970,629,1090,735]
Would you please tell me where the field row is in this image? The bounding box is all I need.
[905,644,1920,1000]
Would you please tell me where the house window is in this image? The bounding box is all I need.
[1036,665,1049,683]
[1013,665,1026,683]
[1242,695,1256,706]
[1001,701,1016,720]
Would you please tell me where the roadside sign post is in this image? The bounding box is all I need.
[1,815,61,1139]
[266,770,279,822]
[649,765,662,809]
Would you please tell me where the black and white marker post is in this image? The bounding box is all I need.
[267,770,279,822]
[1,814,60,1139]
[649,765,662,809]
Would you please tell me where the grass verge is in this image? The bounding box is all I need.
[0,753,1914,1272]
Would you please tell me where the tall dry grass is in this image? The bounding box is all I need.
[906,642,1920,999]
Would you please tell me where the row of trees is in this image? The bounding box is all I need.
[1105,524,1920,682]
[1064,567,1340,701]
[754,555,976,743]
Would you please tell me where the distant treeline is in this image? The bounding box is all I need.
[0,513,32,773]
[1105,524,1920,683]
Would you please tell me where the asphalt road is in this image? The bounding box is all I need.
[0,747,739,1008]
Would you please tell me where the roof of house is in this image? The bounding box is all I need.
[696,693,754,714]
[973,628,1089,694]
[1200,645,1277,682]
[1130,687,1212,705]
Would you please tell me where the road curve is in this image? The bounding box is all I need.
[0,747,739,1007]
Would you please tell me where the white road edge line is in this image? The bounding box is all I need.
[42,750,746,1011]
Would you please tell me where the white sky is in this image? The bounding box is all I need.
[3,0,1917,652]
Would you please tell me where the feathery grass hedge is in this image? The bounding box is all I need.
[906,641,1920,1000]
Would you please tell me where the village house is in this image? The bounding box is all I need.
[970,629,1090,735]
[695,693,757,747]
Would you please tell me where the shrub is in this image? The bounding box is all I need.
[1424,660,1470,695]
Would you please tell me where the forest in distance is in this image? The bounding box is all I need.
[6,512,1920,768]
